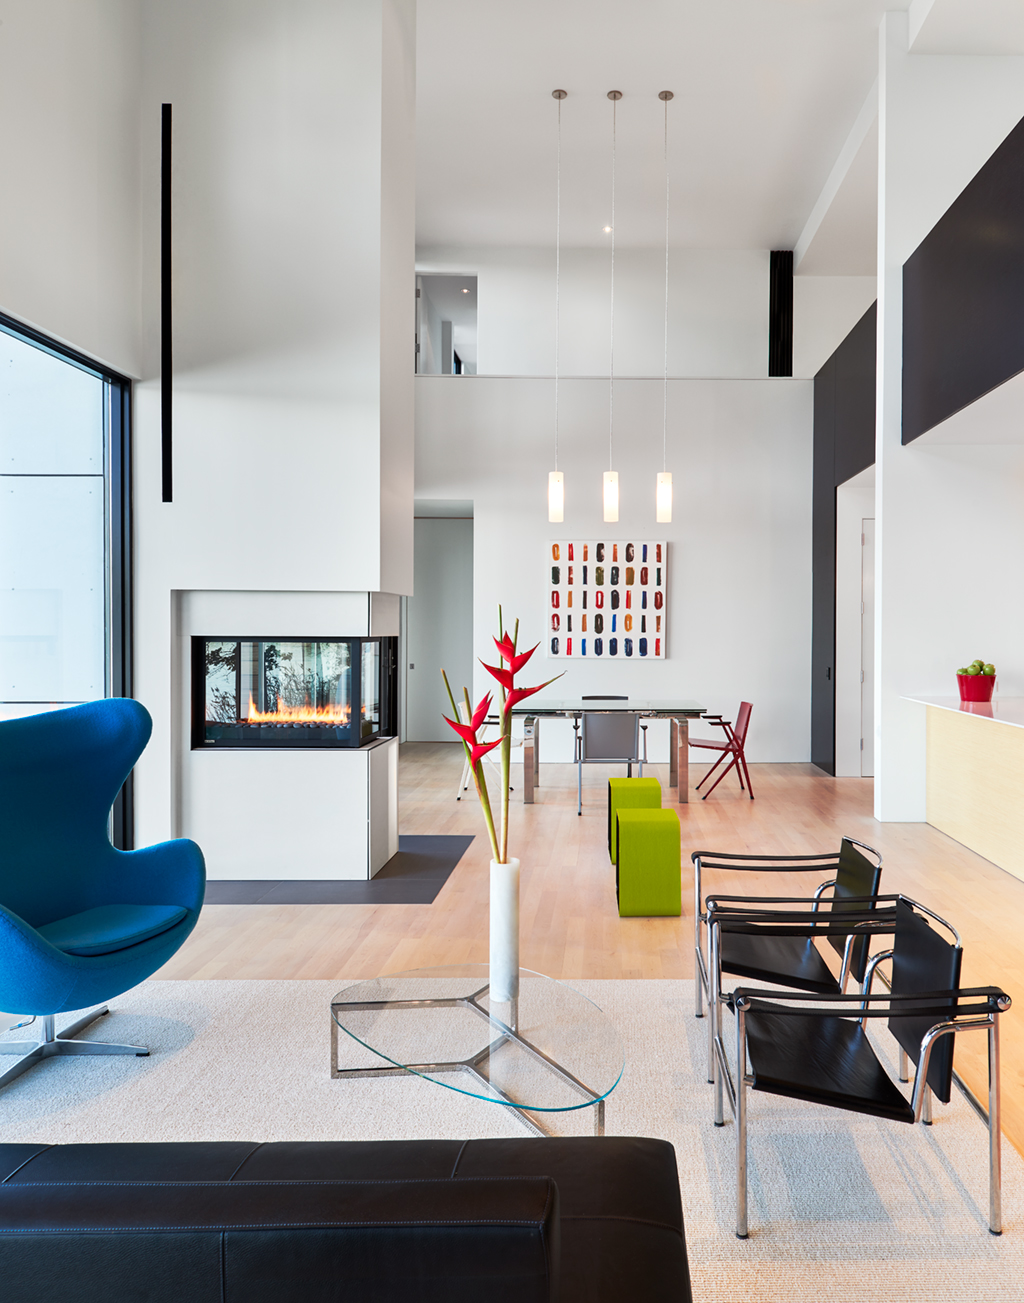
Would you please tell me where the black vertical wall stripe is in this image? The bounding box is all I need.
[768,250,794,377]
[811,302,876,774]
[161,103,173,503]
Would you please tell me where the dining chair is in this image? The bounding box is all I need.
[574,698,645,816]
[691,702,753,799]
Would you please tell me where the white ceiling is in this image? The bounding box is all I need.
[796,115,878,276]
[910,0,1024,54]
[415,0,911,251]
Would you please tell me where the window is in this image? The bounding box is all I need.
[0,313,133,843]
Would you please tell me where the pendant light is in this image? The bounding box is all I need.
[548,90,567,523]
[656,90,674,524]
[604,90,621,523]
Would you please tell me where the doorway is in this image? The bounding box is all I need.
[834,467,874,777]
[403,504,474,741]
[860,518,875,777]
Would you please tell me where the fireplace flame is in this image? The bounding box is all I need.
[244,693,351,725]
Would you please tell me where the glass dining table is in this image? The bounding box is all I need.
[509,698,706,804]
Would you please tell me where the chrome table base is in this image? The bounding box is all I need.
[331,981,606,1138]
[0,1009,148,1089]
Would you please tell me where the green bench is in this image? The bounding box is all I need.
[607,776,662,863]
[615,807,681,917]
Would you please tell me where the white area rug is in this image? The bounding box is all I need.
[1,979,1022,1302]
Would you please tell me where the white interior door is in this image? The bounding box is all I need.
[860,517,875,778]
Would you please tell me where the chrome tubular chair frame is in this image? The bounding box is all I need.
[708,897,1009,1238]
[692,839,883,1033]
[708,892,901,1126]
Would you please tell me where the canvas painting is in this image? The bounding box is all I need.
[547,541,666,659]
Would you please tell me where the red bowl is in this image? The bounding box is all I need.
[957,673,995,702]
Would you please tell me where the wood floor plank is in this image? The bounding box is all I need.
[157,742,1024,1156]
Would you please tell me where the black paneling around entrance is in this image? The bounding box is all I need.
[811,303,876,775]
[903,113,1024,443]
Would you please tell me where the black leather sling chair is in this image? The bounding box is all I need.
[705,894,1010,1238]
[692,838,883,1081]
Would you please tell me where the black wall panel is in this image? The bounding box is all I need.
[811,302,876,774]
[903,113,1024,443]
[769,251,794,377]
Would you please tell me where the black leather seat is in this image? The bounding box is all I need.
[716,837,883,993]
[0,1136,691,1303]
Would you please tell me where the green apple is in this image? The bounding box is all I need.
[985,664,996,675]
[957,668,969,676]
[971,659,984,669]
[966,665,980,675]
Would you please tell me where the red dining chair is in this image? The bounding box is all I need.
[691,701,754,800]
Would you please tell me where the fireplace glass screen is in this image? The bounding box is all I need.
[192,637,396,749]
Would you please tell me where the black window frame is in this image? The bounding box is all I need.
[0,309,134,847]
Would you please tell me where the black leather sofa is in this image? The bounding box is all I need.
[0,1136,691,1302]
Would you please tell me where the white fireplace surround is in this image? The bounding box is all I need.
[174,590,400,881]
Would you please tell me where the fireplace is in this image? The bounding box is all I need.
[191,637,397,749]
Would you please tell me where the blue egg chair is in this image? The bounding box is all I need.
[0,698,205,1089]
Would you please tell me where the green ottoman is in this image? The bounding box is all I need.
[607,776,662,863]
[615,808,681,917]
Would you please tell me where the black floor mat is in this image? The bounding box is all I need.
[204,834,474,905]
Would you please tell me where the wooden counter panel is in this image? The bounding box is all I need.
[927,705,1024,882]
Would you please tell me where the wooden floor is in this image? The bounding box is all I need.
[161,743,1024,1157]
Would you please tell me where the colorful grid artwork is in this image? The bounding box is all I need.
[547,541,666,659]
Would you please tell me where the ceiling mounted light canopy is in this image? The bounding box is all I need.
[548,88,567,523]
[657,90,674,524]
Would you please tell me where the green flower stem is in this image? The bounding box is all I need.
[463,685,501,863]
[441,668,500,863]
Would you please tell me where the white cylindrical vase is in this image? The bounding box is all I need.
[489,857,520,1004]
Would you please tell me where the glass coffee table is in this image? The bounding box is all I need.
[331,965,624,1136]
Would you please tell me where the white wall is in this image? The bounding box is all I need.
[793,276,877,379]
[875,14,1024,819]
[131,0,416,848]
[415,375,812,764]
[416,246,770,378]
[0,0,141,375]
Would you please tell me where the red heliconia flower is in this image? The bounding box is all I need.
[443,715,477,744]
[481,660,514,691]
[469,737,504,767]
[443,692,492,746]
[493,636,538,676]
[494,632,516,663]
[503,678,560,715]
[470,693,492,731]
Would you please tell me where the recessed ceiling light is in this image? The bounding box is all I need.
[603,226,612,234]
[462,287,469,292]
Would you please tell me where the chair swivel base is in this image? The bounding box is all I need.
[0,1008,148,1090]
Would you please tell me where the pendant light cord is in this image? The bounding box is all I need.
[609,92,618,472]
[555,94,562,471]
[662,94,670,472]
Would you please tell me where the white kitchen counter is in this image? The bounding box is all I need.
[903,695,1024,730]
